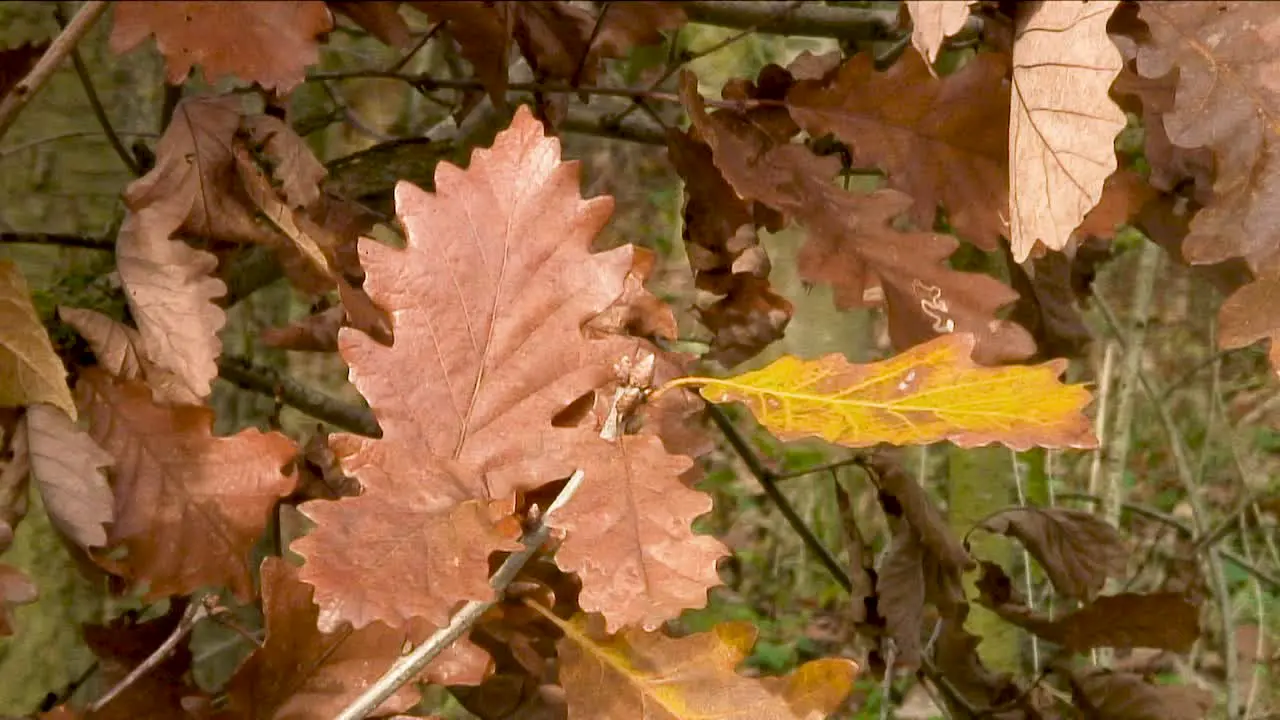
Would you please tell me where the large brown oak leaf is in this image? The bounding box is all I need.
[293,106,666,632]
[76,369,297,601]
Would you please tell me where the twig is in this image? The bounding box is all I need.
[88,598,212,713]
[54,4,141,176]
[0,1,111,144]
[676,1,899,40]
[774,455,867,481]
[0,231,113,250]
[1085,342,1116,520]
[704,402,851,592]
[215,355,380,437]
[0,130,158,160]
[334,469,587,720]
[387,22,443,74]
[1009,449,1041,671]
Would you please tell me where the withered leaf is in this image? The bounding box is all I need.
[260,305,345,352]
[876,528,927,667]
[1067,668,1213,720]
[293,107,642,632]
[785,51,1010,249]
[0,261,76,418]
[551,434,727,633]
[1008,0,1126,260]
[868,453,973,574]
[225,557,489,718]
[331,1,411,47]
[0,41,48,99]
[241,114,328,210]
[23,404,113,550]
[81,601,201,719]
[76,369,297,600]
[976,563,1198,654]
[975,506,1127,601]
[58,307,145,381]
[110,1,333,93]
[905,1,971,69]
[553,614,857,719]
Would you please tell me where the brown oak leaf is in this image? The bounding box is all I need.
[1067,668,1214,720]
[975,506,1128,601]
[0,261,77,417]
[1008,0,1125,260]
[81,601,204,719]
[330,1,411,47]
[876,527,927,668]
[225,557,490,718]
[975,563,1198,654]
[110,1,333,93]
[292,107,641,632]
[242,114,328,210]
[58,306,197,406]
[550,434,726,633]
[76,368,297,600]
[785,51,1010,249]
[0,562,36,637]
[23,404,114,550]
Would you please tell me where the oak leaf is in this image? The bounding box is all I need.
[905,1,971,69]
[0,41,48,99]
[292,107,641,632]
[225,557,489,718]
[672,333,1097,450]
[785,51,1010,249]
[550,434,727,633]
[0,261,76,418]
[1067,668,1214,720]
[974,506,1127,601]
[76,368,297,600]
[58,306,196,405]
[976,562,1198,653]
[550,613,857,719]
[330,1,410,47]
[1009,0,1126,260]
[23,404,113,550]
[242,114,328,210]
[876,528,927,667]
[81,601,204,719]
[110,1,333,93]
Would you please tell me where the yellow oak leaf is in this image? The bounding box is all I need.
[541,608,856,719]
[0,261,75,418]
[666,333,1096,450]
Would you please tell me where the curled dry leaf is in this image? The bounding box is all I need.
[110,1,333,93]
[58,307,145,381]
[225,557,489,718]
[868,453,973,573]
[0,261,77,418]
[975,506,1127,601]
[1008,0,1126,261]
[1067,668,1214,720]
[76,368,297,601]
[675,332,1097,450]
[905,1,972,69]
[292,107,685,633]
[23,404,113,550]
[976,562,1199,654]
[241,114,328,210]
[785,51,1010,249]
[80,601,203,718]
[550,613,857,719]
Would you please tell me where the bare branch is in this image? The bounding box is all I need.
[0,231,113,251]
[334,469,587,720]
[216,355,380,437]
[0,1,111,143]
[87,598,213,713]
[677,1,897,40]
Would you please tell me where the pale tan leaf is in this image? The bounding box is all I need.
[57,306,145,381]
[1009,0,1126,261]
[906,1,971,68]
[0,261,75,418]
[241,114,327,209]
[24,404,113,550]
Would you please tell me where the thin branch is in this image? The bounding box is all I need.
[88,599,212,713]
[0,1,111,143]
[774,455,866,481]
[334,469,586,720]
[703,402,852,592]
[676,1,898,40]
[387,22,443,73]
[215,355,380,437]
[54,4,141,176]
[0,231,113,250]
[561,106,667,145]
[0,130,158,160]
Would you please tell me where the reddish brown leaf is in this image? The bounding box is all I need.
[410,2,513,105]
[1068,668,1214,720]
[868,454,973,574]
[0,562,36,637]
[976,563,1199,653]
[76,369,297,600]
[260,305,345,352]
[550,434,727,632]
[23,404,114,550]
[585,247,678,343]
[330,1,410,47]
[975,506,1127,601]
[110,1,333,92]
[81,602,203,719]
[876,528,927,667]
[785,51,1011,249]
[1110,65,1214,204]
[696,275,793,368]
[1219,271,1280,373]
[0,41,48,99]
[293,107,642,632]
[242,114,328,210]
[1074,169,1160,242]
[226,557,489,718]
[1006,250,1093,361]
